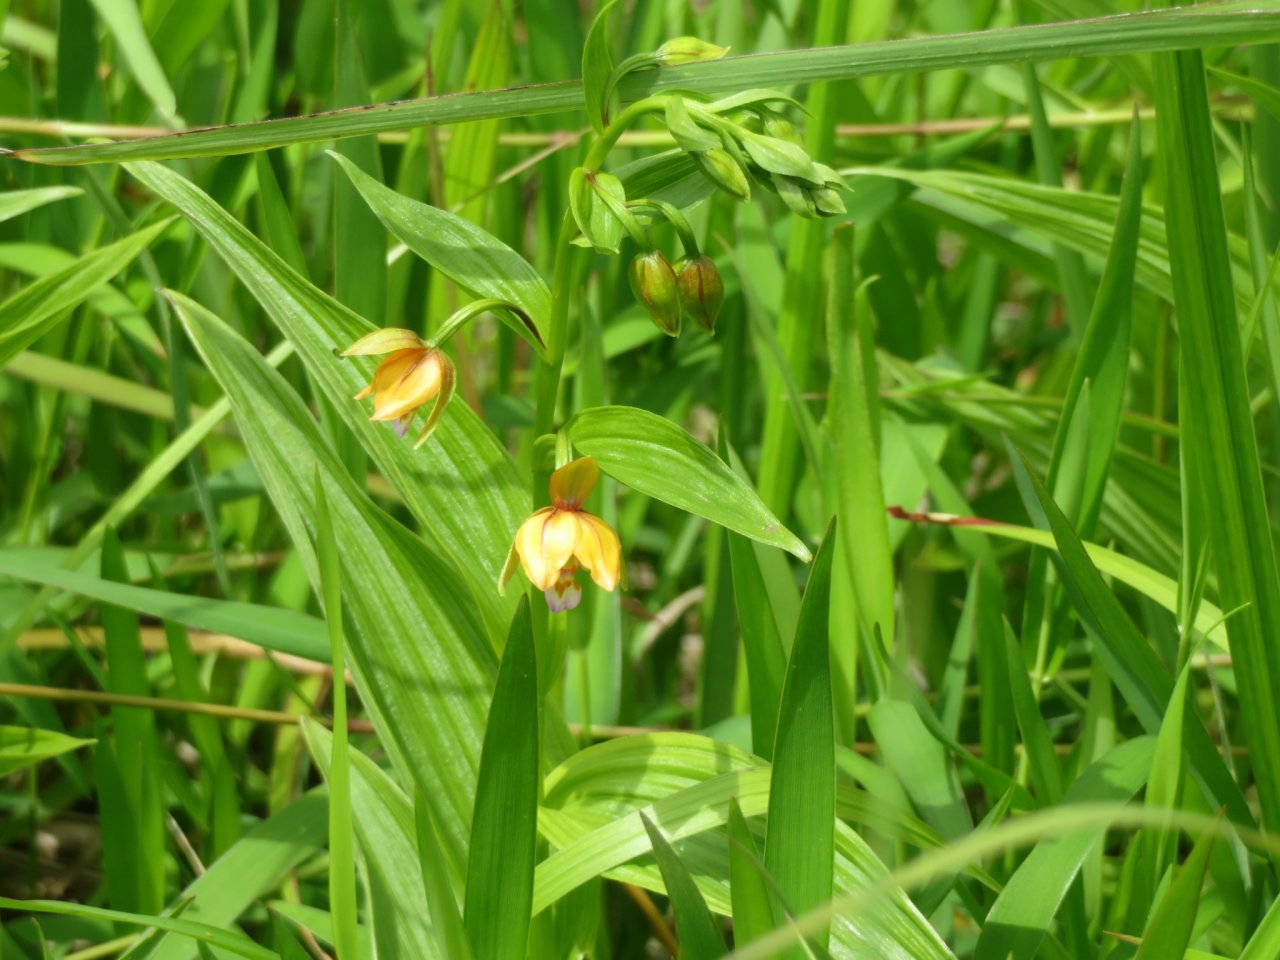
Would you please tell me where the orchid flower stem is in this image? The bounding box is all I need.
[627,198,700,257]
[533,100,665,499]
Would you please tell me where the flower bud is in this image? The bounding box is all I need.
[629,251,682,336]
[693,148,751,201]
[655,37,729,65]
[676,256,725,333]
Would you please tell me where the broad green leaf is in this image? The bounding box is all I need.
[0,219,170,368]
[764,525,836,954]
[11,4,1276,164]
[126,160,522,638]
[569,405,809,560]
[534,733,955,960]
[464,598,539,960]
[639,812,729,960]
[0,550,328,661]
[974,738,1155,960]
[415,792,474,960]
[304,723,448,960]
[144,793,328,960]
[169,291,497,890]
[331,152,550,351]
[0,725,94,776]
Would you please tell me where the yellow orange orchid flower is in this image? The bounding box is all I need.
[342,328,455,447]
[500,456,623,612]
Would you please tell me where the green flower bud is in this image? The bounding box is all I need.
[762,112,804,148]
[629,251,682,336]
[694,147,751,201]
[676,256,725,333]
[655,37,729,65]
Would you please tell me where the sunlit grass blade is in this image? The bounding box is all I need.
[1005,447,1252,828]
[727,797,774,948]
[143,794,327,960]
[313,477,360,960]
[1132,823,1217,960]
[1153,42,1280,839]
[973,738,1154,960]
[0,550,328,661]
[0,897,280,960]
[0,725,94,776]
[639,811,729,959]
[304,727,450,960]
[303,723,448,960]
[6,4,1273,164]
[0,219,169,367]
[464,598,539,960]
[826,226,894,653]
[764,522,835,955]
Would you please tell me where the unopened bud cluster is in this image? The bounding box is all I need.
[666,92,847,218]
[628,250,725,336]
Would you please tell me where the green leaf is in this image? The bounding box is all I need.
[0,219,170,368]
[725,529,787,760]
[144,794,328,960]
[0,550,328,662]
[330,152,550,354]
[14,4,1277,164]
[1005,448,1253,830]
[974,738,1155,960]
[126,160,522,639]
[415,792,474,960]
[826,226,894,647]
[534,733,953,960]
[764,524,836,954]
[1154,41,1280,840]
[1133,824,1217,960]
[1240,892,1280,960]
[867,699,974,839]
[0,725,94,776]
[85,0,177,121]
[464,598,539,960]
[169,291,497,892]
[639,812,729,960]
[569,406,809,560]
[313,478,360,960]
[568,166,626,255]
[727,798,774,949]
[581,0,620,133]
[0,185,80,222]
[304,723,448,960]
[0,897,281,960]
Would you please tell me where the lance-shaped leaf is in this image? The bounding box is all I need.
[569,406,809,560]
[331,152,550,354]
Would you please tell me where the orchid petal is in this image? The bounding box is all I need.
[372,350,447,422]
[575,511,623,591]
[550,456,599,509]
[412,357,456,448]
[341,327,427,356]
